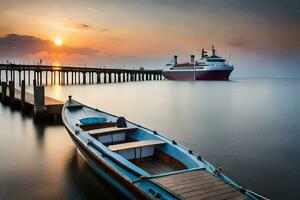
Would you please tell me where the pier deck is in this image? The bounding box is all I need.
[14,89,63,105]
[0,80,63,122]
[0,64,163,86]
[152,169,249,200]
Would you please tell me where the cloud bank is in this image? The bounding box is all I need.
[0,34,98,57]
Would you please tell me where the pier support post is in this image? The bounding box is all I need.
[33,86,46,122]
[20,80,30,112]
[1,82,7,102]
[83,72,86,84]
[51,71,53,85]
[36,72,39,85]
[34,71,37,83]
[108,73,112,83]
[58,71,61,85]
[97,73,100,84]
[46,71,48,85]
[6,69,8,82]
[118,73,121,82]
[8,81,18,107]
[9,81,15,100]
[134,73,136,81]
[77,72,80,84]
[33,79,36,87]
[18,70,21,86]
[71,72,74,85]
[23,70,25,84]
[28,70,31,86]
[40,71,42,85]
[5,70,8,82]
[21,80,25,104]
[54,71,57,84]
[104,73,107,83]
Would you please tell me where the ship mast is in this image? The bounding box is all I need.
[212,45,216,56]
[193,56,196,81]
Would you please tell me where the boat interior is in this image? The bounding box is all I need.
[78,120,189,175]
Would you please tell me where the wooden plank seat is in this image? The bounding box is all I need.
[88,127,137,136]
[109,140,166,162]
[109,140,165,152]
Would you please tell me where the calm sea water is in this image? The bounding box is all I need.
[0,78,300,199]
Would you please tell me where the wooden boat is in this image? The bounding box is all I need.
[62,96,266,200]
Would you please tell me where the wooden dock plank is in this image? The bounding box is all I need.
[14,89,63,106]
[152,169,249,200]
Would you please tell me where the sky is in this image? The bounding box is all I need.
[0,0,299,77]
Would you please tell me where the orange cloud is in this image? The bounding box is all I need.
[0,33,98,57]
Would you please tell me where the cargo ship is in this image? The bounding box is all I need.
[162,46,234,81]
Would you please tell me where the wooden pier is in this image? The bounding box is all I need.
[0,80,63,122]
[0,64,163,86]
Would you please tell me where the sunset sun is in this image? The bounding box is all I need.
[54,39,63,46]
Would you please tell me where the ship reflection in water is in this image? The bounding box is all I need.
[0,79,300,199]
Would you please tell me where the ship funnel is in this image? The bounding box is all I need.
[174,55,178,65]
[190,55,195,63]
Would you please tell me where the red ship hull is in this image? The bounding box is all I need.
[162,69,233,81]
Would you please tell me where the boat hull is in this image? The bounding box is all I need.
[162,69,233,81]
